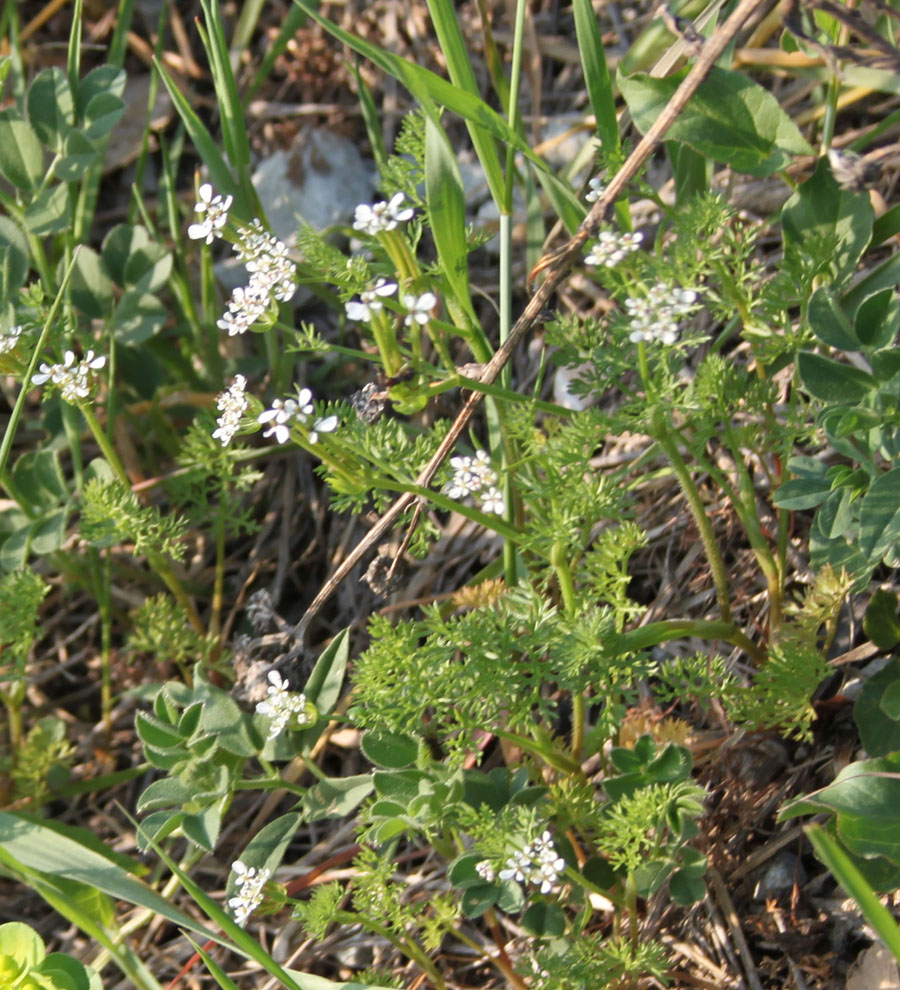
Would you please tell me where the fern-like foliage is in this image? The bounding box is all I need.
[80,478,188,560]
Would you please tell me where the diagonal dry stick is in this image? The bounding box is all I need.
[281,0,772,660]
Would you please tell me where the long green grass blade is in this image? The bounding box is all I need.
[572,0,620,154]
[425,114,474,320]
[806,824,900,962]
[291,0,583,230]
[425,0,504,206]
[152,56,252,219]
[197,0,260,217]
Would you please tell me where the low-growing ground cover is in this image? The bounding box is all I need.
[1,1,900,988]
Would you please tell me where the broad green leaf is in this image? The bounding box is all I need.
[808,286,859,350]
[123,243,172,294]
[521,902,566,936]
[425,114,474,318]
[112,291,167,345]
[231,812,301,888]
[302,774,373,821]
[0,522,29,570]
[0,216,29,306]
[12,450,68,509]
[864,588,900,650]
[460,883,497,917]
[815,487,853,540]
[855,288,899,350]
[27,67,74,152]
[783,158,873,288]
[102,223,151,285]
[360,729,419,768]
[135,710,186,750]
[797,350,875,403]
[619,66,812,177]
[854,658,900,756]
[24,182,70,236]
[77,65,126,119]
[859,467,900,563]
[0,110,44,189]
[67,246,113,318]
[56,129,99,182]
[182,799,225,852]
[29,509,67,555]
[82,91,125,141]
[136,777,194,812]
[773,476,832,510]
[448,852,488,889]
[302,626,349,715]
[35,952,92,990]
[194,674,261,756]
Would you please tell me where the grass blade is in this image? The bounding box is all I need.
[572,0,620,154]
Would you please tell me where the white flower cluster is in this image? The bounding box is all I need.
[0,324,26,355]
[186,187,298,335]
[32,349,106,402]
[475,860,497,883]
[345,278,397,322]
[584,230,643,269]
[445,450,505,516]
[625,282,699,346]
[188,183,233,244]
[228,860,270,926]
[352,192,414,236]
[257,386,339,445]
[498,830,565,895]
[585,175,605,203]
[255,670,312,740]
[212,374,248,447]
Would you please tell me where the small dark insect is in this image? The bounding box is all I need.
[362,543,409,597]
[827,148,885,192]
[350,382,387,424]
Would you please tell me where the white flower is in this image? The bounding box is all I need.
[188,183,233,244]
[212,374,248,446]
[584,229,643,269]
[228,860,271,926]
[32,349,107,402]
[585,176,605,203]
[257,397,300,444]
[475,860,497,883]
[403,291,436,327]
[345,278,397,322]
[352,193,415,235]
[625,282,700,346]
[479,486,505,516]
[255,670,311,740]
[0,324,25,355]
[445,450,497,501]
[217,282,270,336]
[309,414,339,445]
[498,830,565,896]
[243,232,297,302]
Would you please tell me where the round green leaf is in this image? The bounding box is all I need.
[0,216,30,305]
[855,288,899,350]
[797,350,875,403]
[77,65,126,118]
[83,91,125,140]
[112,292,166,344]
[27,67,74,151]
[859,467,900,564]
[808,286,859,350]
[56,129,99,183]
[854,658,900,757]
[67,247,113,317]
[0,110,44,189]
[521,902,566,936]
[30,509,67,555]
[0,921,45,970]
[34,952,91,990]
[864,589,900,650]
[360,730,419,768]
[24,183,71,236]
[460,883,497,918]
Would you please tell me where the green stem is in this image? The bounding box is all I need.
[0,250,81,487]
[651,407,732,624]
